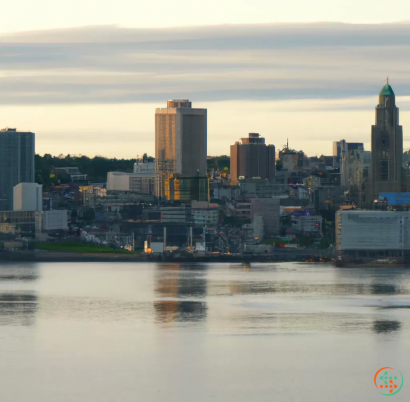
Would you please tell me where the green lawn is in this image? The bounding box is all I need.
[35,242,132,254]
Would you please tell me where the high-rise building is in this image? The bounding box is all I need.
[230,133,275,185]
[337,141,364,188]
[155,100,207,197]
[334,140,363,173]
[370,81,403,197]
[0,128,35,211]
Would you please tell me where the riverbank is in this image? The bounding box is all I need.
[0,249,331,263]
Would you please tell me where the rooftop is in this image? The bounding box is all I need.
[379,83,395,97]
[0,127,33,133]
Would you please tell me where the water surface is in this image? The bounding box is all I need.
[1,262,409,401]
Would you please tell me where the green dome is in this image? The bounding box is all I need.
[379,84,395,96]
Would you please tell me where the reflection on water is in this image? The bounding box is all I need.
[0,274,38,281]
[370,284,398,294]
[154,301,207,323]
[154,264,208,323]
[0,264,38,326]
[209,281,404,297]
[373,320,401,333]
[151,263,410,334]
[1,262,410,402]
[0,292,37,326]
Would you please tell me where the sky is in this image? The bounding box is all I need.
[1,1,410,158]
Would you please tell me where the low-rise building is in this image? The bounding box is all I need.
[239,178,287,198]
[336,210,410,257]
[291,215,322,235]
[107,172,155,195]
[43,210,68,231]
[213,186,240,200]
[0,211,42,237]
[229,199,251,219]
[134,158,155,174]
[54,167,81,175]
[191,208,219,226]
[53,167,88,183]
[160,205,191,223]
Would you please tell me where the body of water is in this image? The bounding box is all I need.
[1,262,410,401]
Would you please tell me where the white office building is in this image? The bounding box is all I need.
[13,183,42,212]
[134,159,155,175]
[107,171,155,195]
[336,210,410,257]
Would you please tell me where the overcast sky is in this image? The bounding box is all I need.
[1,2,410,157]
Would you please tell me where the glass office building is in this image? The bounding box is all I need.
[165,175,209,202]
[0,128,35,210]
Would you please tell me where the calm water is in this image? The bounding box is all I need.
[1,262,410,401]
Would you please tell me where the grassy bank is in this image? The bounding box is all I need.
[35,242,132,254]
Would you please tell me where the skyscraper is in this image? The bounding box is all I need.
[230,133,275,185]
[336,140,364,188]
[370,80,403,197]
[155,99,207,197]
[0,128,35,210]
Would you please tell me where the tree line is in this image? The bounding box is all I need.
[35,154,138,189]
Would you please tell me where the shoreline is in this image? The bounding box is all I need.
[0,250,329,263]
[2,252,409,267]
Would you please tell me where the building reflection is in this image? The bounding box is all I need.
[370,284,398,295]
[154,264,207,323]
[0,263,39,282]
[373,320,401,334]
[0,264,38,326]
[0,273,38,281]
[0,292,37,326]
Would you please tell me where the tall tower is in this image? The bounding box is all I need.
[0,128,35,210]
[155,100,207,197]
[370,80,403,197]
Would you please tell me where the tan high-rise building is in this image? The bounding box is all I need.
[155,100,207,197]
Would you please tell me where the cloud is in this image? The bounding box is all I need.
[0,23,410,105]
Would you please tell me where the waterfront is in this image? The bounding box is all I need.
[1,262,410,401]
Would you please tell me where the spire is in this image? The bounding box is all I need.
[379,80,395,97]
[378,78,396,108]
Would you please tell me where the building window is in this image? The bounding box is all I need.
[380,161,388,181]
